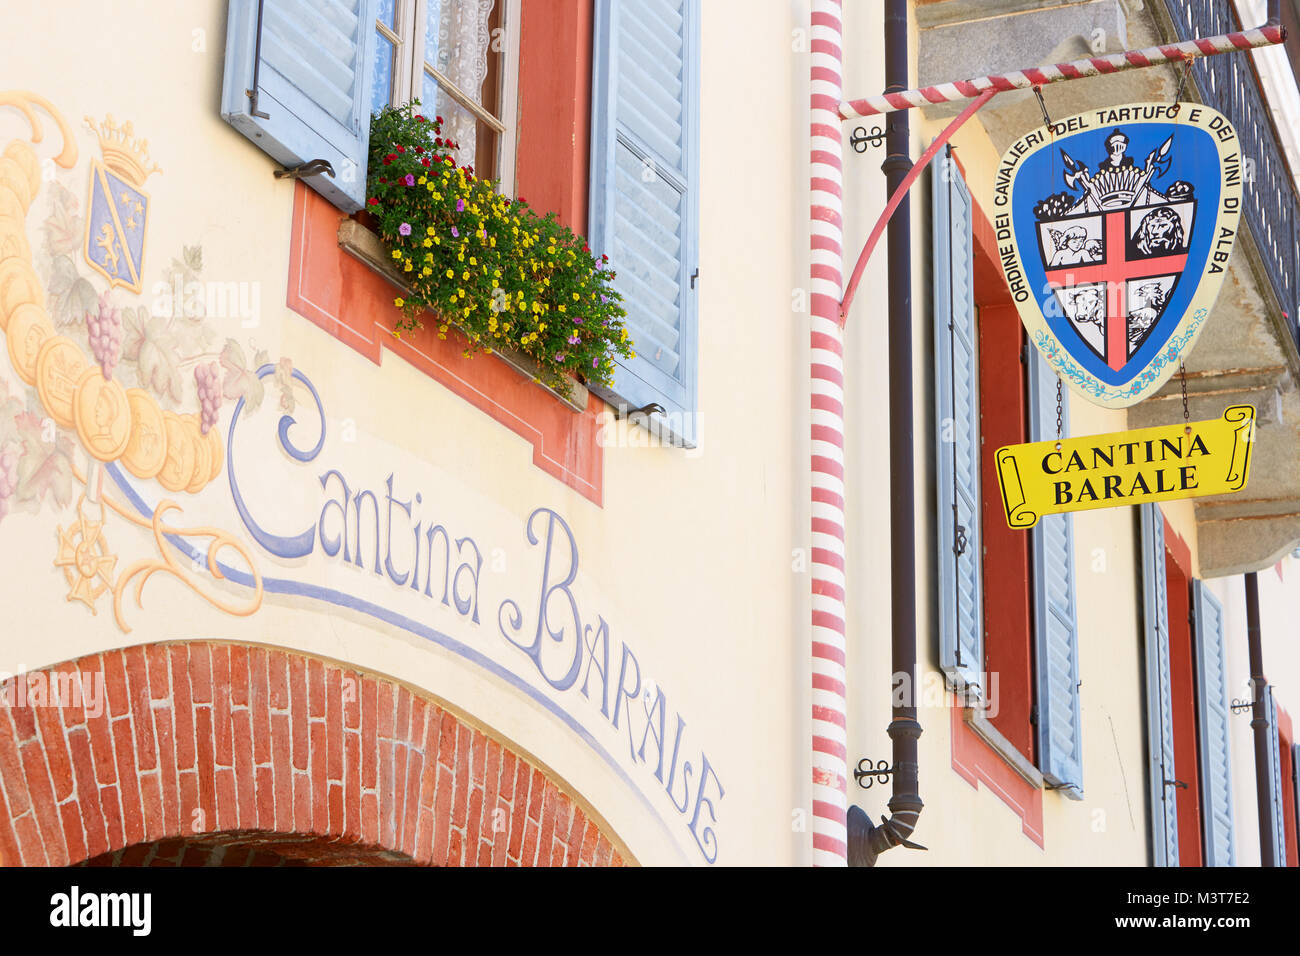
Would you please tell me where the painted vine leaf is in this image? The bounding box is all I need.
[45,253,98,330]
[41,181,81,259]
[220,338,265,412]
[12,409,75,513]
[122,307,183,408]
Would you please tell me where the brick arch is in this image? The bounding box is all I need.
[0,642,628,867]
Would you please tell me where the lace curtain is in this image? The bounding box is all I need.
[423,0,496,171]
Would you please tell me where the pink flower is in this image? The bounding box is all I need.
[567,335,580,345]
[404,174,415,186]
[592,358,599,368]
[451,226,459,238]
[398,222,412,236]
[456,199,465,212]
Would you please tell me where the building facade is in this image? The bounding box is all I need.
[0,0,1293,867]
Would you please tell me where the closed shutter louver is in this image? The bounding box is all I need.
[1265,686,1288,864]
[932,149,983,696]
[1141,504,1179,866]
[1028,351,1083,798]
[590,0,700,446]
[221,0,377,212]
[1193,581,1235,866]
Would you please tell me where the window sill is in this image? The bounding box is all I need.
[961,707,1044,790]
[336,218,590,414]
[286,184,604,505]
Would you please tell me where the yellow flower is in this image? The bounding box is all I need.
[469,257,477,265]
[558,305,566,313]
[572,293,581,301]
[423,238,432,248]
[462,271,470,280]
[394,297,405,307]
[446,268,455,278]
[391,249,402,260]
[422,267,432,277]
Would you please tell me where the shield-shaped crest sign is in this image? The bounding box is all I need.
[994,102,1243,408]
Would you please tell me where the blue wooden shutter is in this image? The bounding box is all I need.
[1193,581,1235,866]
[221,0,377,212]
[1027,352,1083,798]
[589,0,701,446]
[932,150,983,696]
[1265,686,1288,863]
[1140,504,1179,866]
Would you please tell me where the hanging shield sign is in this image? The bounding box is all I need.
[994,102,1242,408]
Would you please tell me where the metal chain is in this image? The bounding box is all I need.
[1180,360,1190,433]
[1055,376,1063,449]
[1034,85,1052,130]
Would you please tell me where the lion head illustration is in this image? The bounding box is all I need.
[1134,206,1184,255]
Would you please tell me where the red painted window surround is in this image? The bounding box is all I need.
[947,168,1044,847]
[1162,518,1204,867]
[1279,706,1298,867]
[286,1,607,506]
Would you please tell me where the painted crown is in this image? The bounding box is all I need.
[84,114,161,186]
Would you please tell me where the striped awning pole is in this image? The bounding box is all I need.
[841,23,1285,119]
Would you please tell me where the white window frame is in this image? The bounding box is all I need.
[374,0,520,194]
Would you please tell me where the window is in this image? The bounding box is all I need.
[370,0,519,188]
[932,148,1083,797]
[588,0,701,447]
[1140,507,1235,866]
[221,0,519,211]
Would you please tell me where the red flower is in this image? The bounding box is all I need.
[367,197,379,206]
[415,114,426,122]
[601,254,609,262]
[395,145,406,153]
[382,153,395,165]
[414,145,424,154]
[420,157,431,167]
[466,165,474,175]
[582,243,590,253]
[436,115,445,124]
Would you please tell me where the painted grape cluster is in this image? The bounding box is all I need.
[86,292,123,381]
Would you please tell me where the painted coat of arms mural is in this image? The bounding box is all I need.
[0,91,296,630]
[995,103,1243,408]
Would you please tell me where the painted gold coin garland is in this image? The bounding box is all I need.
[0,91,262,630]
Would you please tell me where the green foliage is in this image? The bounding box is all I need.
[366,102,632,391]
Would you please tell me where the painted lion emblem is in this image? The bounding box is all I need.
[1134,206,1184,255]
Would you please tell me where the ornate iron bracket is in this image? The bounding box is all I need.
[854,757,893,790]
[849,125,885,153]
[1230,697,1254,715]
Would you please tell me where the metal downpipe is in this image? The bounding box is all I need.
[847,0,923,867]
[1245,572,1277,866]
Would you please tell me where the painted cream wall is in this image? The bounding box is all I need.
[0,0,825,866]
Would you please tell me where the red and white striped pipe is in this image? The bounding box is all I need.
[809,0,849,867]
[841,23,1285,118]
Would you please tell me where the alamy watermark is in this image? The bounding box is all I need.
[0,667,106,719]
[152,276,261,328]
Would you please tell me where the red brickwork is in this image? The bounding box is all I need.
[0,643,627,867]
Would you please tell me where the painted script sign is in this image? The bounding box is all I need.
[994,406,1255,528]
[995,103,1243,408]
